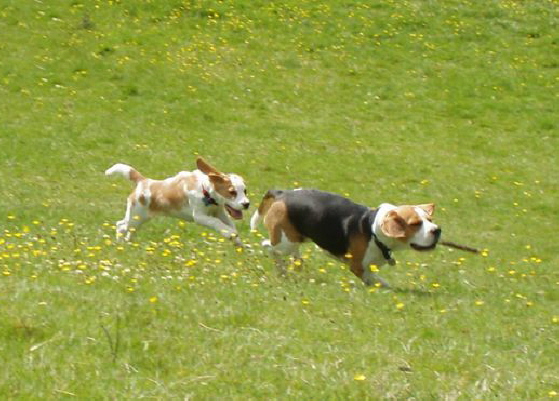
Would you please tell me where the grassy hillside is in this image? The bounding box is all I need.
[0,0,558,399]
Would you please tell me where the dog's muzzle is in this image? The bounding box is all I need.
[410,227,441,251]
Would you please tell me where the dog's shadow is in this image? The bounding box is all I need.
[390,287,435,297]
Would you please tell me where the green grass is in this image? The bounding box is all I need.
[1,0,558,399]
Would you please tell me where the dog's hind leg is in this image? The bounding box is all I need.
[265,226,301,275]
[116,198,150,241]
[261,239,287,275]
[261,201,303,275]
[115,199,132,241]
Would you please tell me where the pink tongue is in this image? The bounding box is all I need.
[227,206,243,220]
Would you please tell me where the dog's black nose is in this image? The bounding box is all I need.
[433,228,442,240]
[242,202,250,210]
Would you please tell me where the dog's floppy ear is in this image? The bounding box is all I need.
[417,203,435,217]
[196,157,221,175]
[208,172,226,184]
[381,210,407,238]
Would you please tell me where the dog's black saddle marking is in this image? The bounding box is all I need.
[279,190,369,256]
[275,190,395,265]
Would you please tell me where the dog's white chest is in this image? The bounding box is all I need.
[363,240,387,268]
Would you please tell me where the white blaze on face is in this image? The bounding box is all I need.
[227,174,249,208]
[409,207,440,249]
[211,174,249,220]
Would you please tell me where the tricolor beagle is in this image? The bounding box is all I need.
[250,189,441,287]
[105,157,250,246]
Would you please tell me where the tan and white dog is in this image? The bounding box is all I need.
[250,189,441,287]
[105,157,250,246]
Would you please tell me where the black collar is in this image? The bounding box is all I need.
[202,188,218,206]
[372,233,395,265]
[364,208,396,266]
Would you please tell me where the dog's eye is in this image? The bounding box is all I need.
[229,189,238,197]
[410,220,423,227]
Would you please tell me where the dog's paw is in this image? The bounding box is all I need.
[363,272,391,289]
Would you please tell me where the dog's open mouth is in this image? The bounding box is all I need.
[410,242,438,251]
[225,205,243,220]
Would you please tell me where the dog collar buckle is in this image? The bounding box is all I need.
[202,188,218,207]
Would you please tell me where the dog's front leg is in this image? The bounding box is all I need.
[349,256,391,288]
[361,265,391,289]
[216,209,246,248]
[216,208,237,229]
[193,210,242,247]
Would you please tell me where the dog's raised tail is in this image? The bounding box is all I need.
[105,163,145,183]
[250,190,284,231]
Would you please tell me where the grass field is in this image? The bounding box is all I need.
[1,0,558,399]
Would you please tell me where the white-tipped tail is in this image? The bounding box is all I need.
[105,163,144,183]
[105,163,132,178]
[250,210,261,231]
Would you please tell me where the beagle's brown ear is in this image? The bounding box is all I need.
[417,203,435,217]
[208,172,230,185]
[196,157,221,175]
[381,210,407,238]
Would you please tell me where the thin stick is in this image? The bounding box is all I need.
[198,322,223,333]
[100,314,120,363]
[441,240,480,254]
[100,323,116,362]
[114,314,120,363]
